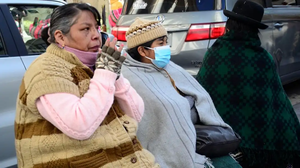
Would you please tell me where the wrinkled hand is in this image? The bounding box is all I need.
[96,38,126,75]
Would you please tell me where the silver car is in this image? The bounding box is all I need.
[114,0,300,84]
[0,1,65,167]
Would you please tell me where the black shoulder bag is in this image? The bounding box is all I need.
[195,125,242,158]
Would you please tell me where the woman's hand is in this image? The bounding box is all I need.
[96,38,126,76]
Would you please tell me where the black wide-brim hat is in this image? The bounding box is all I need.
[223,0,268,29]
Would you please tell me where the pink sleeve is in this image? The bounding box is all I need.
[36,69,117,140]
[114,75,144,122]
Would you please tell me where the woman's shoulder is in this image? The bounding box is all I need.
[25,51,76,81]
[121,65,148,84]
[168,61,184,70]
[28,52,64,69]
[25,53,46,73]
[167,61,193,77]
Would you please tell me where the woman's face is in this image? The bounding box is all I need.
[55,11,101,52]
[139,36,168,64]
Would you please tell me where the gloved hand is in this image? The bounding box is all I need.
[96,38,125,75]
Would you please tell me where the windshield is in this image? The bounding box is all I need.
[123,0,225,14]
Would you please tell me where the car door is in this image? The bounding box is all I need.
[268,0,300,84]
[250,0,276,75]
[0,4,26,168]
[254,1,274,64]
[0,3,65,167]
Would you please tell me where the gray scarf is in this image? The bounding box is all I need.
[121,55,230,168]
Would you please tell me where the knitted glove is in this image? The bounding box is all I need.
[96,45,126,75]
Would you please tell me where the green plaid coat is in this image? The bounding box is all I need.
[196,31,300,167]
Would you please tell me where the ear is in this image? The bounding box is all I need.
[53,30,65,46]
[137,46,148,57]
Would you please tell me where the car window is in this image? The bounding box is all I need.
[0,32,7,56]
[124,0,225,15]
[8,5,55,55]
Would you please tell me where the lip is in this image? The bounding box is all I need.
[89,45,100,52]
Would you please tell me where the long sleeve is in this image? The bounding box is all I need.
[36,69,117,140]
[114,75,144,122]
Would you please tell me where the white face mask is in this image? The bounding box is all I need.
[144,45,171,68]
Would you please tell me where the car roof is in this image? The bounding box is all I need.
[0,0,66,6]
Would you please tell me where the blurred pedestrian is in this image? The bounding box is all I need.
[109,8,122,28]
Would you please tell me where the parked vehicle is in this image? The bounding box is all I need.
[114,0,300,85]
[0,2,65,167]
[0,0,114,167]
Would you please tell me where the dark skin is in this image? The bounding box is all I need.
[54,11,101,52]
[54,10,124,53]
[137,36,168,64]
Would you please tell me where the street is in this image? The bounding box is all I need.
[284,79,300,120]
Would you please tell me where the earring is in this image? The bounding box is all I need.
[62,44,65,49]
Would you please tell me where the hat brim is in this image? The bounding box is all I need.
[223,10,268,29]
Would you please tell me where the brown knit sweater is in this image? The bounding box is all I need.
[15,44,159,168]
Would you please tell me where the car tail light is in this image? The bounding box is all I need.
[111,27,118,38]
[185,22,226,42]
[111,26,129,42]
[185,24,210,41]
[210,23,226,39]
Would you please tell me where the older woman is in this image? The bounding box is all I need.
[121,18,241,168]
[15,3,159,168]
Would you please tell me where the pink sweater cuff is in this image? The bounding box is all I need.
[93,69,117,84]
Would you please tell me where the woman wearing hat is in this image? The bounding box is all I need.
[196,0,300,167]
[121,17,242,168]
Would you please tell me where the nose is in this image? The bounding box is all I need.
[92,27,100,40]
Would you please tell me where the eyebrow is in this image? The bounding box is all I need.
[80,22,98,26]
[157,36,168,41]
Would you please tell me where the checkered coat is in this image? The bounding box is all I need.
[196,31,300,168]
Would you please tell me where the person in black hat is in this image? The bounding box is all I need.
[196,0,300,167]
